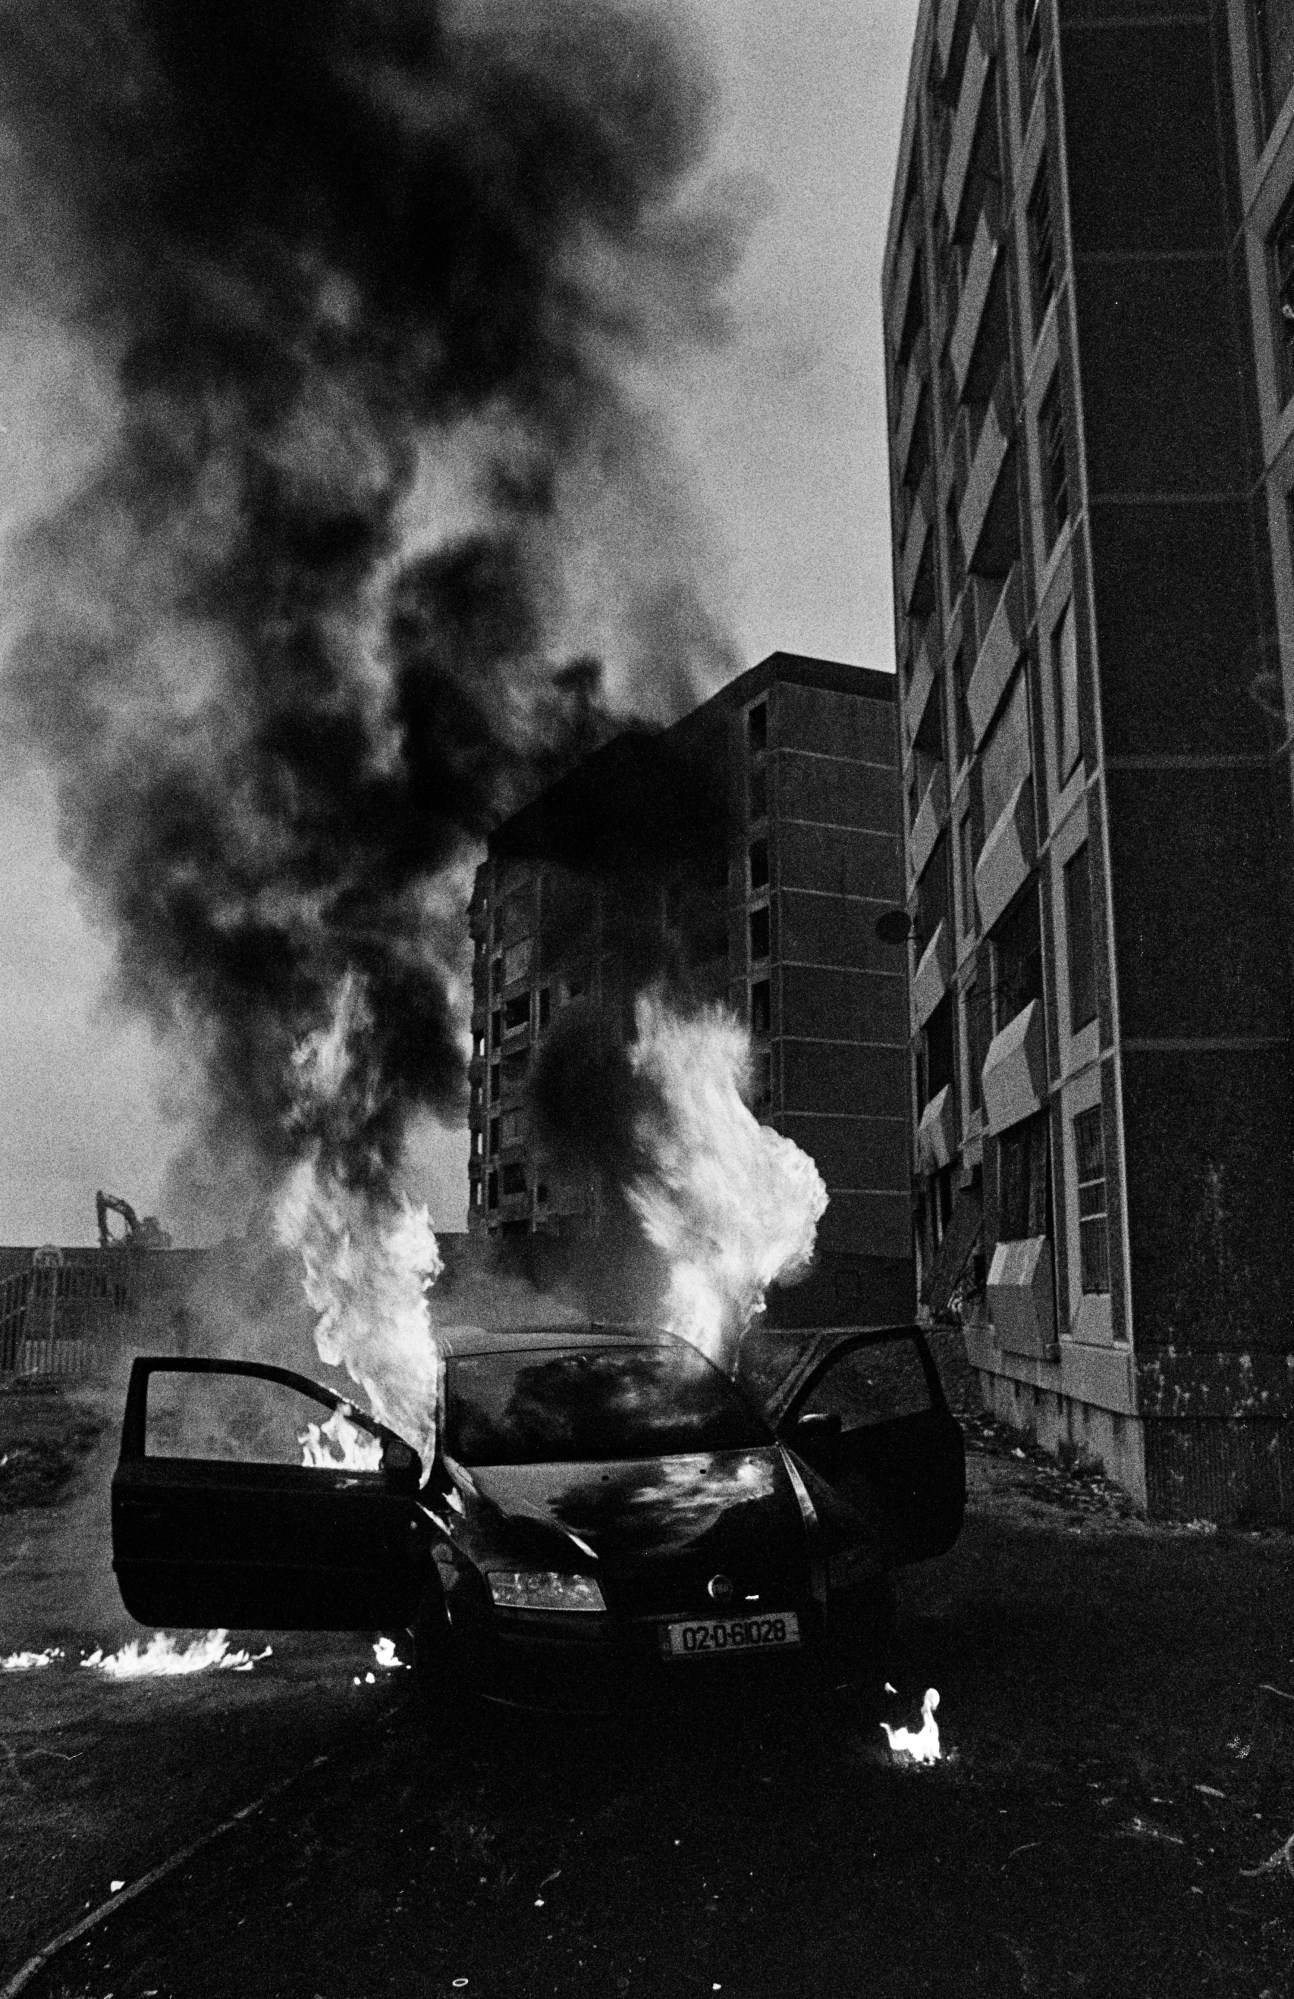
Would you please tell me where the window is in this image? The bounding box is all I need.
[992,884,1042,1030]
[489,1118,500,1157]
[952,642,973,771]
[1064,842,1096,1031]
[924,995,955,1107]
[964,980,985,1111]
[472,1029,485,1059]
[490,1008,502,1049]
[959,813,978,934]
[502,1049,529,1090]
[1051,598,1081,781]
[1073,1105,1110,1293]
[487,1172,499,1211]
[749,905,770,961]
[749,838,769,891]
[945,496,965,607]
[470,1128,481,1158]
[749,763,768,819]
[536,1182,549,1206]
[1039,377,1069,551]
[1018,0,1042,114]
[489,1063,500,1102]
[1027,153,1055,329]
[981,672,1031,835]
[500,1163,527,1199]
[754,1050,773,1107]
[748,702,768,754]
[501,1109,524,1147]
[1271,183,1294,407]
[917,831,951,950]
[1255,0,1294,137]
[998,1109,1050,1240]
[502,992,530,1034]
[538,986,551,1030]
[911,676,944,815]
[491,956,503,993]
[503,937,532,986]
[750,978,771,1038]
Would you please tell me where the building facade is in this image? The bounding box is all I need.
[467,653,915,1328]
[882,0,1294,1518]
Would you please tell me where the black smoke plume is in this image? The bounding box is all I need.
[0,0,740,1223]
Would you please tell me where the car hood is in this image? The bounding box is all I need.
[455,1446,810,1608]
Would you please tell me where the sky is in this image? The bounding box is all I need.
[0,0,919,1246]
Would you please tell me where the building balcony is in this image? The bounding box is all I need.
[973,773,1034,933]
[942,17,992,240]
[916,1083,958,1174]
[958,370,1017,578]
[909,763,948,884]
[987,1235,1057,1358]
[980,997,1045,1136]
[912,914,953,1029]
[902,637,937,762]
[900,478,936,615]
[948,203,1004,405]
[966,563,1023,747]
[890,227,919,360]
[894,359,929,483]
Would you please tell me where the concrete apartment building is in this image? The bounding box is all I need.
[882,0,1294,1518]
[466,653,915,1329]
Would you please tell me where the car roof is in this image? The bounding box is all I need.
[433,1322,676,1360]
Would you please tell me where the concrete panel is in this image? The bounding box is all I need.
[1107,766,1288,1040]
[777,1113,909,1193]
[817,1189,913,1260]
[1060,1341,1136,1416]
[909,765,948,882]
[778,822,901,904]
[780,963,907,1044]
[780,889,897,974]
[777,753,897,834]
[777,681,897,767]
[781,1038,908,1120]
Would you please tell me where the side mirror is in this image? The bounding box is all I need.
[381,1437,423,1494]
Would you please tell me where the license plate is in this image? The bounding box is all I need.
[661,1611,801,1659]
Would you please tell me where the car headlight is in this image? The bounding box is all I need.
[486,1571,607,1613]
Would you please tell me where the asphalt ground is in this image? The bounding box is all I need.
[3,1410,1293,1999]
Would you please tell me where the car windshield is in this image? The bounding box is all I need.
[445,1344,772,1466]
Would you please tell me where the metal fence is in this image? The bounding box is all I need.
[0,1251,134,1380]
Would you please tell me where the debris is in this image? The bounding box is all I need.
[538,1870,561,1889]
[110,1880,124,1892]
[1119,1816,1185,1846]
[1258,1683,1294,1703]
[1006,1842,1040,1862]
[1195,1785,1225,1799]
[1239,1831,1294,1882]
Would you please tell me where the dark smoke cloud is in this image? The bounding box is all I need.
[0,0,741,1222]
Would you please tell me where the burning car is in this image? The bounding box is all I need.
[111,1324,964,1711]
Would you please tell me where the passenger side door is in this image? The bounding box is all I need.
[775,1329,965,1571]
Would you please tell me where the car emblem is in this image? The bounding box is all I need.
[707,1573,735,1605]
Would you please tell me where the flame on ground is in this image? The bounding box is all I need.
[277,975,442,1463]
[624,991,828,1366]
[80,1633,272,1679]
[881,1688,942,1766]
[299,1406,384,1472]
[1,1647,63,1672]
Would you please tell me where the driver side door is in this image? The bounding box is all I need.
[112,1358,430,1630]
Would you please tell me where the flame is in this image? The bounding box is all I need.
[880,1687,941,1765]
[624,992,828,1365]
[299,1406,384,1472]
[1,1647,63,1672]
[80,1633,272,1678]
[276,975,442,1462]
[373,1637,408,1670]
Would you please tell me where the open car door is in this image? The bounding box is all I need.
[112,1358,431,1630]
[766,1327,965,1575]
